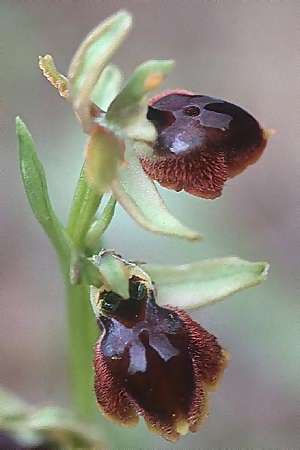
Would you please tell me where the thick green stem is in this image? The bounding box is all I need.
[66,281,98,420]
[66,166,102,420]
[61,65,120,419]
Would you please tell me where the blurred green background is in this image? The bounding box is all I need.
[0,1,299,448]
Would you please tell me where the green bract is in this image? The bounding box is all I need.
[68,10,132,131]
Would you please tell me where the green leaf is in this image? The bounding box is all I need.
[92,251,130,299]
[91,64,123,111]
[144,257,269,309]
[85,125,125,193]
[85,196,117,253]
[111,143,201,240]
[17,117,70,262]
[106,59,174,126]
[0,387,105,449]
[28,407,105,449]
[68,10,132,130]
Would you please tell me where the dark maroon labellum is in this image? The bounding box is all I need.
[141,92,268,199]
[94,277,228,442]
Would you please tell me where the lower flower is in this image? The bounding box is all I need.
[94,276,228,442]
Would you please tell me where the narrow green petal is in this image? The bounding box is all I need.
[106,59,174,127]
[68,10,132,130]
[91,64,123,111]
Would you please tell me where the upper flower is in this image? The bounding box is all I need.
[38,9,273,244]
[141,91,269,199]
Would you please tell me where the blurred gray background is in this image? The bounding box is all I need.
[0,1,299,449]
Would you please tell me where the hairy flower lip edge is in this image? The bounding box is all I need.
[167,307,229,440]
[94,319,229,441]
[93,275,229,442]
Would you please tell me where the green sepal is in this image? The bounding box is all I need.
[92,251,130,299]
[68,10,132,131]
[90,252,153,318]
[144,257,269,309]
[111,142,201,240]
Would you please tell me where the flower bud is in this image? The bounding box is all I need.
[141,92,270,199]
[94,276,228,442]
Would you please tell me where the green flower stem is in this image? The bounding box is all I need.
[66,164,102,420]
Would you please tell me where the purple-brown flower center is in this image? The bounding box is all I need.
[140,92,267,198]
